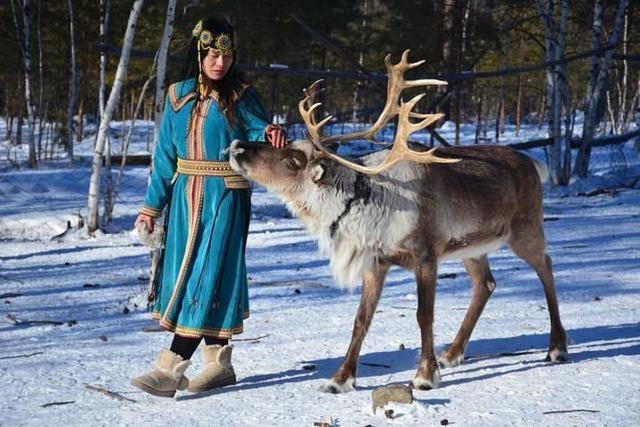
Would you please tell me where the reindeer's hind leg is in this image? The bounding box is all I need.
[439,255,495,368]
[411,255,440,390]
[509,223,568,362]
[320,263,390,393]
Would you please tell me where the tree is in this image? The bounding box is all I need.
[87,0,145,233]
[66,0,77,164]
[574,0,629,177]
[10,0,37,168]
[152,0,177,156]
[536,0,571,185]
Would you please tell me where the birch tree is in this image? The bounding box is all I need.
[536,0,571,185]
[66,0,78,164]
[87,0,145,233]
[152,0,177,156]
[10,0,37,168]
[574,0,629,177]
[99,0,111,118]
[36,0,44,161]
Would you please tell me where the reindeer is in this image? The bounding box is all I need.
[229,51,568,393]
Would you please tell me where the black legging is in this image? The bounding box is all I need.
[170,334,229,360]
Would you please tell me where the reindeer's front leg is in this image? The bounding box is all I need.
[411,255,440,390]
[320,263,389,393]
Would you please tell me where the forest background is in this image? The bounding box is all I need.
[2,1,638,197]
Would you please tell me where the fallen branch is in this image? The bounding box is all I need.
[5,314,68,327]
[543,409,600,415]
[231,334,270,342]
[84,384,136,403]
[41,401,75,408]
[142,326,165,333]
[391,306,416,311]
[0,292,22,298]
[0,351,44,360]
[361,362,391,368]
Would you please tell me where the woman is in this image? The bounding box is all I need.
[131,16,286,398]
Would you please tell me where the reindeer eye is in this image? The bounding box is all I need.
[284,157,301,171]
[282,151,307,171]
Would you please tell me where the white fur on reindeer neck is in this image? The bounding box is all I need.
[288,150,423,290]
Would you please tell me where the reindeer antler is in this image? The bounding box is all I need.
[298,50,459,175]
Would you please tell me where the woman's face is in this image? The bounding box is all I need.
[202,49,234,81]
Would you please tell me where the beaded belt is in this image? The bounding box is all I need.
[176,158,250,189]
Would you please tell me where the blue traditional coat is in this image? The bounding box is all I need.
[141,78,269,339]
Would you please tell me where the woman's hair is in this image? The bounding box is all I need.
[180,15,247,127]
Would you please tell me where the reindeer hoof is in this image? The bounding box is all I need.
[319,377,355,394]
[438,352,464,368]
[545,348,569,362]
[410,371,440,391]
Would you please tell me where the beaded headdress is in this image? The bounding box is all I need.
[192,19,235,95]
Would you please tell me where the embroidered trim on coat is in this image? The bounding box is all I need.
[141,206,162,218]
[152,310,250,339]
[161,99,210,324]
[169,83,197,112]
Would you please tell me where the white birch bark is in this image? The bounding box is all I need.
[536,0,561,185]
[104,56,157,224]
[153,0,177,157]
[536,0,571,185]
[87,0,145,233]
[11,0,37,168]
[99,0,111,118]
[575,0,629,177]
[66,0,77,165]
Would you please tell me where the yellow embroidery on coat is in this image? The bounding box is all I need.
[161,100,210,323]
[141,206,162,218]
[169,83,197,112]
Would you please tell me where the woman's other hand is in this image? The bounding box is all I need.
[135,213,155,233]
[265,124,287,148]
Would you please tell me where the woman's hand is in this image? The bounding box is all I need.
[265,124,287,148]
[135,213,155,233]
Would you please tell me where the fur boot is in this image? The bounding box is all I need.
[187,344,236,393]
[131,349,190,398]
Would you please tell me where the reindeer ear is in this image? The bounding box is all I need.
[310,161,327,183]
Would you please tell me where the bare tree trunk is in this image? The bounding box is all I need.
[607,8,636,135]
[3,87,11,141]
[442,0,455,121]
[99,0,111,118]
[76,98,84,142]
[66,0,77,165]
[536,0,570,185]
[574,0,629,177]
[515,74,522,137]
[36,0,44,161]
[87,0,145,233]
[153,0,177,157]
[537,0,561,184]
[496,10,509,143]
[474,90,483,144]
[557,0,571,185]
[352,0,367,125]
[11,0,37,168]
[104,58,157,224]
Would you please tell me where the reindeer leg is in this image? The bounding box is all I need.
[319,263,389,394]
[411,255,440,390]
[439,255,495,368]
[509,224,568,362]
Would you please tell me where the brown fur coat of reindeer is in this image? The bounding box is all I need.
[229,51,568,393]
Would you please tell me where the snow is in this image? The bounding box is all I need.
[1,118,640,426]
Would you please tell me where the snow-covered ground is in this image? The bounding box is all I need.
[1,118,640,426]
